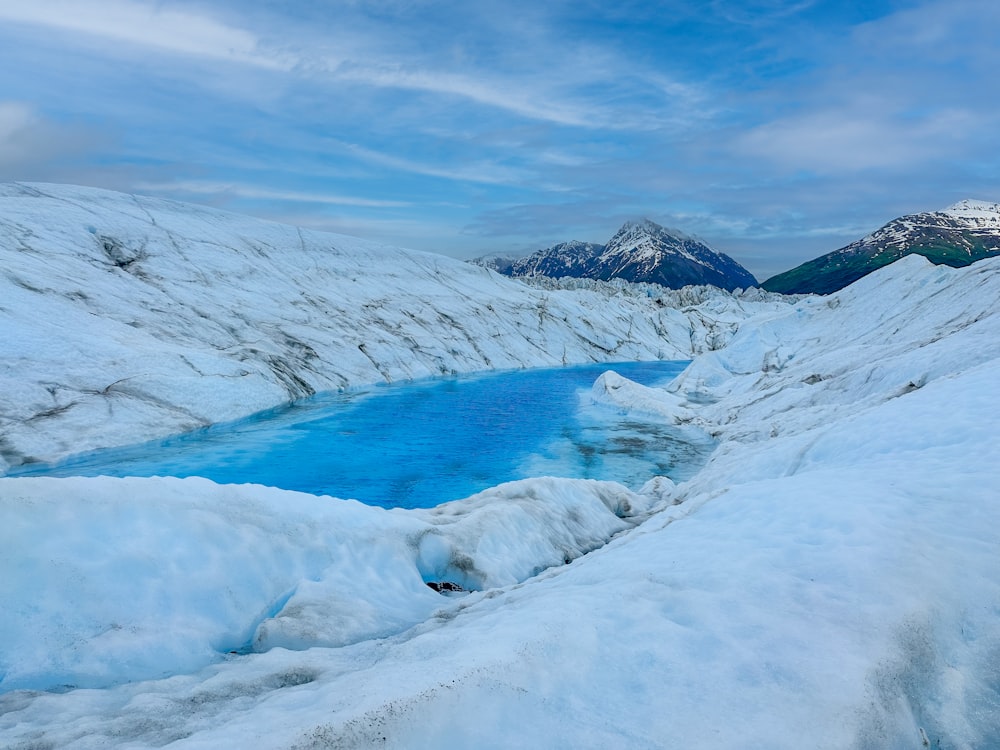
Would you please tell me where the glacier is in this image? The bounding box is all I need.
[0,183,782,474]
[1,184,999,749]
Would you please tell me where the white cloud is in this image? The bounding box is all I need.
[0,101,104,176]
[0,102,34,158]
[334,65,598,128]
[135,181,411,208]
[333,141,531,187]
[0,0,289,69]
[735,107,982,174]
[0,0,705,131]
[851,0,1000,62]
[708,0,817,26]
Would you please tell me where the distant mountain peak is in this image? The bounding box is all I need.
[617,217,660,235]
[616,217,690,237]
[471,218,757,292]
[603,219,707,267]
[942,199,1000,224]
[763,201,1000,295]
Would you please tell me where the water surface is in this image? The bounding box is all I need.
[14,361,713,508]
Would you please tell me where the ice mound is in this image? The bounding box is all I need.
[0,475,658,692]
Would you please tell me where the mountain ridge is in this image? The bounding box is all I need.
[472,219,757,292]
[762,200,1000,294]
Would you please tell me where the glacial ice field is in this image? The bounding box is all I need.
[0,183,785,474]
[1,185,999,749]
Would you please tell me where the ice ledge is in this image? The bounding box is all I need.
[0,474,669,692]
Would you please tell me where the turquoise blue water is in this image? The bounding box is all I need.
[12,361,713,509]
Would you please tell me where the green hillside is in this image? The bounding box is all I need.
[763,223,1000,295]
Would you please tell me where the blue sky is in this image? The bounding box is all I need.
[1,0,997,279]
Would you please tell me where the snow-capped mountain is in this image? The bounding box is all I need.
[762,199,1000,294]
[594,219,758,290]
[477,240,607,279]
[0,183,783,472]
[472,219,758,291]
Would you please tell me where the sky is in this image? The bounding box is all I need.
[1,0,998,280]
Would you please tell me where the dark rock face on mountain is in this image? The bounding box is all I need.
[762,200,1000,295]
[481,241,608,279]
[473,220,757,291]
[589,220,757,291]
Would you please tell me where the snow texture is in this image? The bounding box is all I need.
[0,183,785,474]
[943,199,1000,225]
[854,200,1000,252]
[1,185,999,749]
[0,475,651,691]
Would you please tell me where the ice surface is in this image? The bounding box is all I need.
[0,475,654,692]
[0,183,787,474]
[1,187,999,749]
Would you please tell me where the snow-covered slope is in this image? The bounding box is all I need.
[943,198,1000,225]
[1,186,998,748]
[0,184,785,473]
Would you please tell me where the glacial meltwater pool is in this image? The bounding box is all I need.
[12,361,714,508]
